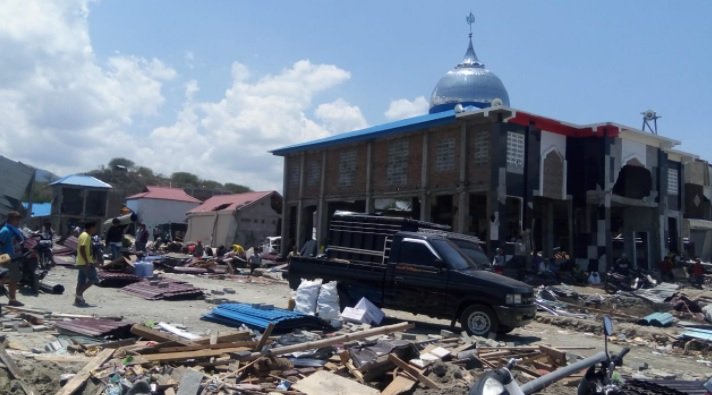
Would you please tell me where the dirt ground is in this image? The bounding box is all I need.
[1,266,710,394]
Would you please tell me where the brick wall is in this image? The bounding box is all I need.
[467,127,490,188]
[428,127,459,189]
[324,145,368,196]
[373,134,423,194]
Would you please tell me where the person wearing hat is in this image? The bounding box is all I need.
[0,211,26,306]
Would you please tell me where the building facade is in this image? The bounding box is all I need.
[272,25,703,271]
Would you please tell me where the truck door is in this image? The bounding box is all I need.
[384,238,450,316]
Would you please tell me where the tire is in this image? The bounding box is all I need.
[460,304,498,337]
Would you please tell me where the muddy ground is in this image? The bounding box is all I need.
[1,266,710,394]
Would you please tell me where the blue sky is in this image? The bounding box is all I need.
[1,1,710,191]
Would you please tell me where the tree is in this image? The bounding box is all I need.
[108,157,135,170]
[171,172,200,187]
[224,183,252,193]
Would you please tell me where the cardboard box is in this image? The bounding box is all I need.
[355,297,384,325]
[341,307,369,324]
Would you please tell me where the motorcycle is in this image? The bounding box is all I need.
[18,235,49,293]
[604,269,656,293]
[469,315,630,395]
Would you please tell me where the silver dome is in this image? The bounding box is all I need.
[429,37,510,113]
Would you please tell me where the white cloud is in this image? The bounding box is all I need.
[139,60,355,190]
[315,99,368,134]
[0,0,176,176]
[384,96,429,120]
[0,0,367,191]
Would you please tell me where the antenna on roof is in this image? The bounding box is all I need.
[641,109,660,135]
[466,12,475,39]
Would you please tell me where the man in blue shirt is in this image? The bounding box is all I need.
[0,211,25,306]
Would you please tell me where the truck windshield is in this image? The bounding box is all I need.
[430,238,478,270]
[448,239,491,270]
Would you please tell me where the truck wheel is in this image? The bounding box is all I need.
[460,304,498,337]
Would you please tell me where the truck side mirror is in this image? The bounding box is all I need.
[434,259,445,271]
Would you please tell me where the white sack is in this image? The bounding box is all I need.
[294,278,322,316]
[316,281,340,321]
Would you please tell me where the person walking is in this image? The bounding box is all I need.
[0,211,25,306]
[74,222,99,306]
[690,258,705,289]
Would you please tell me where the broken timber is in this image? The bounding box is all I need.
[56,348,115,395]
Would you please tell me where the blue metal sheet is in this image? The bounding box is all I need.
[271,110,456,156]
[680,327,712,342]
[22,202,51,217]
[203,303,325,332]
[638,312,675,327]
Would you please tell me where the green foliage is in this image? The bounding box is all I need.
[108,157,135,170]
[171,172,200,187]
[224,183,251,194]
[87,158,254,201]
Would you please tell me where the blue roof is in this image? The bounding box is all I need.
[637,312,675,327]
[22,202,51,217]
[271,109,457,156]
[203,303,325,333]
[49,174,112,189]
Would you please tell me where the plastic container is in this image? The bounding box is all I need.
[134,260,146,278]
[143,260,154,279]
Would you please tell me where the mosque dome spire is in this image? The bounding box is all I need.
[429,12,510,113]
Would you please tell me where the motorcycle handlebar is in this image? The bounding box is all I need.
[520,351,608,394]
[612,347,630,366]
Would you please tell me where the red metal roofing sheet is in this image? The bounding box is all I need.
[187,191,276,214]
[126,186,201,203]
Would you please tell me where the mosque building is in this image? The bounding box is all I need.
[272,16,712,271]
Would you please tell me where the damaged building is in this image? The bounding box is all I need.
[272,27,707,271]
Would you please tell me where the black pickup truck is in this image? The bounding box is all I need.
[288,213,535,336]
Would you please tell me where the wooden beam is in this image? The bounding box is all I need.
[254,322,275,352]
[381,374,416,395]
[131,325,198,347]
[56,348,114,395]
[250,322,414,360]
[136,347,251,363]
[387,354,440,390]
[157,341,257,353]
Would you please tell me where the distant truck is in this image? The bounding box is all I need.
[288,212,535,336]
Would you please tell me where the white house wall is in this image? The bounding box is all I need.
[126,199,199,232]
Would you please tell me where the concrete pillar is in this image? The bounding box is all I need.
[457,123,468,233]
[295,153,306,248]
[316,151,327,247]
[365,142,373,213]
[420,132,429,221]
[280,158,289,256]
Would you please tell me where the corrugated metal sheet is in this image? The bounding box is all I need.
[22,202,51,217]
[625,378,709,395]
[203,303,325,332]
[0,155,35,217]
[187,191,276,214]
[97,271,141,287]
[638,312,675,327]
[120,280,204,300]
[270,110,456,156]
[126,186,201,203]
[53,318,134,338]
[680,327,712,342]
[49,174,112,189]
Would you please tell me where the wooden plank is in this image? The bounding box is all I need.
[539,345,567,367]
[154,330,252,349]
[293,370,380,395]
[254,322,275,351]
[136,347,251,363]
[131,325,198,347]
[380,374,416,395]
[158,341,257,353]
[175,368,203,395]
[0,346,37,395]
[56,348,115,395]
[387,354,441,390]
[249,322,414,360]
